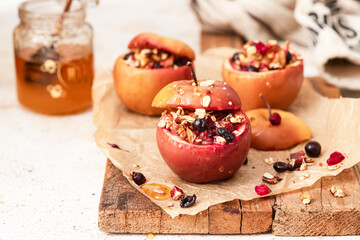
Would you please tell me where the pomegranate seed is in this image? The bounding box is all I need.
[170,186,184,200]
[255,184,271,196]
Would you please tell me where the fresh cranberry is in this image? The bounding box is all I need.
[269,113,281,125]
[255,184,270,196]
[326,151,345,166]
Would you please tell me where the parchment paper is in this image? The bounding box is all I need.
[93,48,360,218]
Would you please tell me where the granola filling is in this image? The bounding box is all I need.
[124,48,190,69]
[230,40,299,72]
[157,107,245,145]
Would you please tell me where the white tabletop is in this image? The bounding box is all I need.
[0,0,357,239]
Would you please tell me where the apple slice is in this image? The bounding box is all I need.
[246,109,312,150]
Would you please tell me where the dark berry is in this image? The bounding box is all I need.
[243,157,248,165]
[153,62,163,69]
[305,141,321,157]
[286,51,292,64]
[131,172,146,185]
[269,113,281,125]
[193,118,207,132]
[217,127,235,143]
[180,194,196,208]
[273,162,293,173]
[232,52,239,62]
[124,52,134,60]
[246,65,259,72]
[174,57,188,66]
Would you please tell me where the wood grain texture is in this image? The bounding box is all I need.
[98,32,360,236]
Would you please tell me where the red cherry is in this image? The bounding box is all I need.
[260,94,282,126]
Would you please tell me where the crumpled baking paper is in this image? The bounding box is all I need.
[93,48,360,218]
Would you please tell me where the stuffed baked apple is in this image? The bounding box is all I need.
[152,65,251,183]
[113,32,195,115]
[222,40,303,111]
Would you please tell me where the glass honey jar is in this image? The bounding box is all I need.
[13,0,94,115]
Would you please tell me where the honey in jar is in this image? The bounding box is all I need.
[13,0,94,115]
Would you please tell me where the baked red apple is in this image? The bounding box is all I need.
[152,69,251,183]
[222,40,303,111]
[113,32,195,115]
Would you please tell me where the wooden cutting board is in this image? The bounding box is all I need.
[98,32,360,236]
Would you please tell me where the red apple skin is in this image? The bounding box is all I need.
[152,80,242,111]
[113,56,193,115]
[128,32,195,60]
[222,56,303,111]
[156,111,251,183]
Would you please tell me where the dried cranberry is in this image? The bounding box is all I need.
[232,52,239,62]
[131,172,146,185]
[193,118,207,132]
[256,42,269,55]
[247,65,259,72]
[255,184,270,196]
[225,124,234,132]
[217,127,235,143]
[305,141,321,157]
[180,194,196,208]
[290,150,305,160]
[286,51,292,64]
[153,62,163,69]
[326,151,345,166]
[123,52,134,60]
[269,113,281,125]
[273,161,293,173]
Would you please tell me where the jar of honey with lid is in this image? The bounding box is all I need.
[13,0,94,115]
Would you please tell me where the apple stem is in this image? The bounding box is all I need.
[187,61,198,86]
[259,94,272,116]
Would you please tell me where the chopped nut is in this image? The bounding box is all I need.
[300,172,310,181]
[247,46,257,55]
[330,186,345,198]
[199,79,216,87]
[202,95,211,107]
[300,193,312,205]
[328,163,342,170]
[170,186,184,200]
[299,163,307,171]
[264,157,275,165]
[268,39,278,45]
[264,172,274,179]
[262,172,282,184]
[232,130,240,137]
[214,136,226,145]
[194,109,206,118]
[304,157,314,165]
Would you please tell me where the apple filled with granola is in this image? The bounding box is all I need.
[222,40,303,111]
[152,65,251,183]
[113,32,195,115]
